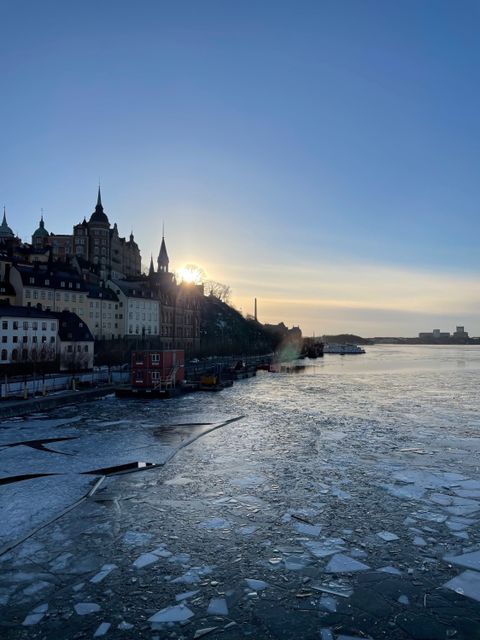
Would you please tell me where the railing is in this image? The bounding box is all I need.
[0,368,130,399]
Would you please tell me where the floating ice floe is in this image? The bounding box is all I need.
[23,581,50,596]
[443,570,480,602]
[74,602,101,615]
[304,538,346,559]
[245,579,268,591]
[413,536,427,547]
[22,603,48,626]
[376,531,399,542]
[378,566,402,575]
[444,550,480,571]
[238,525,257,535]
[90,564,117,584]
[320,630,334,640]
[198,518,230,530]
[175,589,199,602]
[284,555,311,571]
[398,595,410,605]
[133,546,171,569]
[207,597,228,616]
[325,554,370,573]
[172,566,214,584]
[49,552,74,571]
[319,595,337,612]
[123,531,153,546]
[293,522,321,536]
[93,622,111,637]
[117,621,134,630]
[194,628,218,639]
[148,604,194,623]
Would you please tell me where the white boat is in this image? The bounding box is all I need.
[324,343,365,355]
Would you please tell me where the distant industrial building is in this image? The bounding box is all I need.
[419,326,469,341]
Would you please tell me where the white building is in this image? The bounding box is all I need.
[108,279,159,338]
[0,306,58,363]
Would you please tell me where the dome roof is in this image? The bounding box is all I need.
[0,209,14,238]
[33,215,49,237]
[88,187,110,226]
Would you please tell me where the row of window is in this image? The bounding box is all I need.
[28,277,81,289]
[1,320,56,331]
[26,289,85,302]
[2,335,55,344]
[1,348,54,361]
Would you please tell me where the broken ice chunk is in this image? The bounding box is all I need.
[376,531,399,542]
[175,590,200,602]
[325,554,370,573]
[245,579,268,591]
[319,595,337,612]
[22,603,48,626]
[413,536,427,546]
[293,522,321,536]
[133,553,160,569]
[198,518,230,530]
[94,622,111,637]
[90,564,117,584]
[238,525,257,535]
[304,538,345,559]
[443,570,480,602]
[194,628,218,639]
[117,621,134,630]
[444,550,480,571]
[207,597,229,616]
[398,595,410,605]
[23,581,50,596]
[123,531,153,546]
[378,566,402,575]
[74,602,101,615]
[148,604,194,623]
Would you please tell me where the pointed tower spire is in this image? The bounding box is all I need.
[149,254,155,276]
[97,185,102,207]
[2,206,6,226]
[157,231,169,274]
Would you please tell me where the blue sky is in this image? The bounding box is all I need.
[2,0,480,335]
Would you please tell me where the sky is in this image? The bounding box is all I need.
[1,0,480,336]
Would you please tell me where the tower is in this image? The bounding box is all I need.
[157,234,169,273]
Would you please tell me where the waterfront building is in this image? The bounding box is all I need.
[0,305,58,364]
[56,310,94,370]
[108,278,159,338]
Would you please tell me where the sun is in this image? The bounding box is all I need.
[176,264,205,285]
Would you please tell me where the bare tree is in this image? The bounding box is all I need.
[205,280,232,303]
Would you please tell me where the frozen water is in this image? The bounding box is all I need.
[376,531,399,542]
[175,590,199,602]
[123,531,153,546]
[325,554,370,573]
[238,525,257,535]
[293,522,321,536]
[398,595,410,605]
[198,517,230,529]
[94,622,111,637]
[443,570,480,602]
[117,621,134,629]
[304,538,345,558]
[245,579,269,590]
[172,566,214,584]
[319,595,337,612]
[207,597,229,616]
[22,603,48,626]
[148,604,194,623]
[74,602,101,615]
[133,552,161,569]
[413,536,427,546]
[90,563,117,583]
[444,550,480,571]
[378,566,402,575]
[320,630,334,640]
[23,580,50,595]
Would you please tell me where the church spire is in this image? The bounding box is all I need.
[157,231,169,273]
[149,254,155,276]
[97,185,102,208]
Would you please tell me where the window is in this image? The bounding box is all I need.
[41,291,45,299]
[23,336,28,343]
[51,322,55,331]
[41,322,47,330]
[1,321,7,330]
[41,336,47,343]
[84,345,89,352]
[13,321,18,330]
[77,345,81,352]
[33,290,38,299]
[32,336,37,343]
[1,336,6,343]
[45,279,49,285]
[12,336,18,343]
[67,345,73,352]
[152,354,160,364]
[60,281,65,287]
[50,336,55,343]
[25,290,31,299]
[32,322,38,330]
[23,321,28,329]
[11,349,18,361]
[1,349,7,361]
[152,371,160,381]
[29,277,35,284]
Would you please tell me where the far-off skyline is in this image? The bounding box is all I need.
[3,0,480,336]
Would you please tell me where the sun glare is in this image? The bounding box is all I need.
[177,264,205,285]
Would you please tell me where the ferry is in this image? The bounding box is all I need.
[323,343,365,355]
